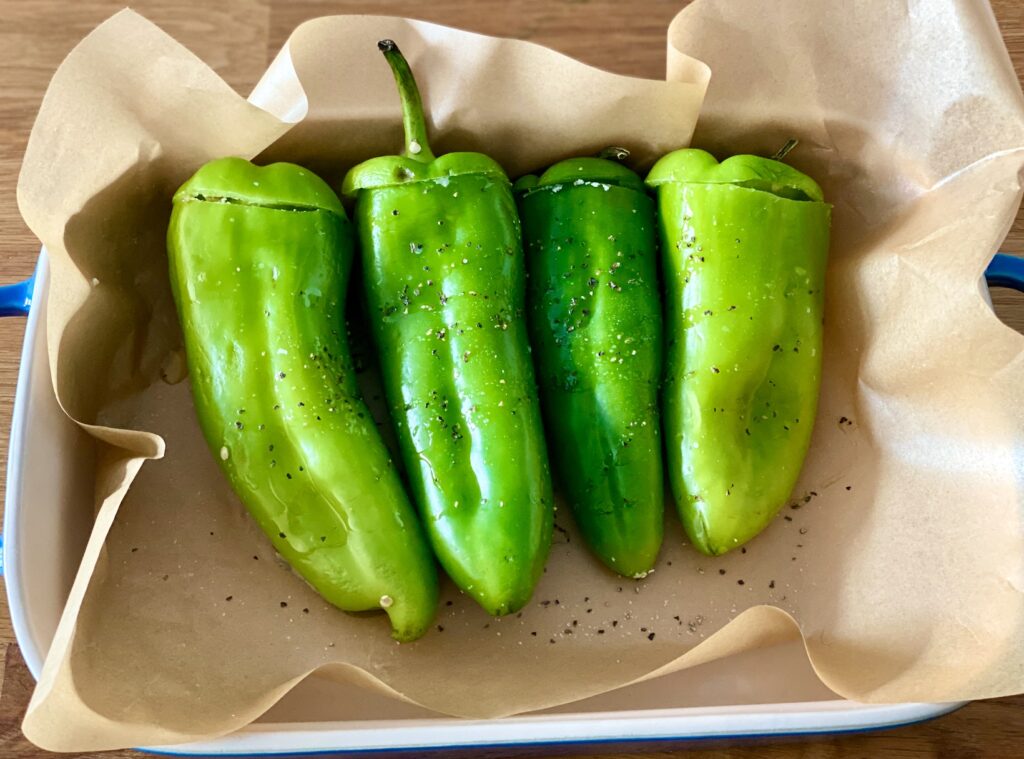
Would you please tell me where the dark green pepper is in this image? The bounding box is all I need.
[514,155,664,577]
[168,157,438,641]
[646,148,830,556]
[341,42,553,616]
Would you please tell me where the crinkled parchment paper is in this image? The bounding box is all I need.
[12,0,1024,751]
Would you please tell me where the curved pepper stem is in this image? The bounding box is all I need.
[378,39,436,163]
[771,138,799,162]
[597,147,631,161]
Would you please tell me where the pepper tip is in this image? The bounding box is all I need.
[378,39,398,54]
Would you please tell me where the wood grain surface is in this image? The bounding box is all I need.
[1,1,1023,756]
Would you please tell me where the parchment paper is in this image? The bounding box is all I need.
[13,0,1024,751]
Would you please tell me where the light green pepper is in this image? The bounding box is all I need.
[168,157,438,640]
[646,148,830,556]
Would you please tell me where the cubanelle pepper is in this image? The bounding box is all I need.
[341,41,553,616]
[646,147,830,556]
[168,157,439,641]
[514,153,664,577]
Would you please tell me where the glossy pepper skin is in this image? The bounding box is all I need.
[646,149,830,556]
[342,42,553,616]
[167,157,439,641]
[514,157,664,577]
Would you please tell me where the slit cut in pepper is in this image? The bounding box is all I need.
[646,148,831,556]
[342,41,553,616]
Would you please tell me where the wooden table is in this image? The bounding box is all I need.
[1,1,1023,756]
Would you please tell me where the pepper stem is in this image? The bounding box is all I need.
[597,147,631,162]
[378,40,436,163]
[771,138,799,162]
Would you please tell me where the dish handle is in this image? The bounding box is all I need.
[0,272,34,317]
[984,252,1024,291]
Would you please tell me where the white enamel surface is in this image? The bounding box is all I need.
[5,255,965,754]
[149,701,961,755]
[4,252,95,678]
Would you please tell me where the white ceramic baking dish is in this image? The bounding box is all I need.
[4,249,1021,754]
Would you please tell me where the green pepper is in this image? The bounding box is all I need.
[514,154,663,577]
[341,42,553,616]
[167,157,438,641]
[646,148,830,556]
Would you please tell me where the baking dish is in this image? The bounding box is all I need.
[2,249,1021,755]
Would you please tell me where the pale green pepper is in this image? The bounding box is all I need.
[646,148,830,555]
[168,157,439,640]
